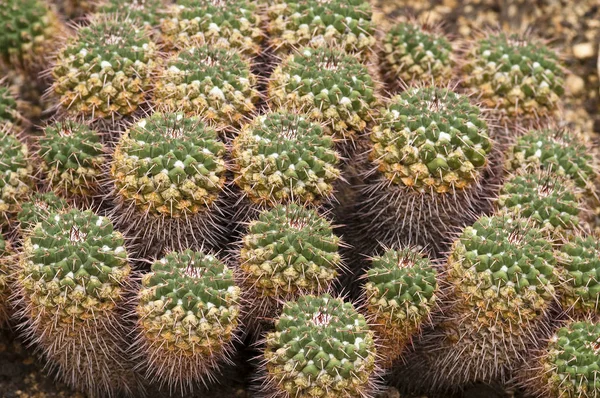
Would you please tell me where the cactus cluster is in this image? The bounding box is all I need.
[135,249,241,393]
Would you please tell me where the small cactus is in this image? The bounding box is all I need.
[232,112,341,207]
[17,191,69,234]
[154,46,260,129]
[135,249,242,393]
[261,294,379,398]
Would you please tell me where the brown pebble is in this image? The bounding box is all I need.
[573,42,596,59]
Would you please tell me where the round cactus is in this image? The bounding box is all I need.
[240,204,342,321]
[0,235,12,325]
[0,0,63,74]
[38,120,106,200]
[506,129,598,196]
[135,249,242,393]
[110,112,229,256]
[17,191,69,233]
[96,0,166,28]
[232,112,341,207]
[496,171,583,238]
[15,208,139,397]
[154,46,260,129]
[51,16,157,120]
[462,33,564,123]
[0,130,35,225]
[379,22,454,91]
[557,235,600,317]
[527,320,600,398]
[261,294,378,398]
[268,47,378,144]
[265,0,376,61]
[160,0,263,56]
[364,247,437,366]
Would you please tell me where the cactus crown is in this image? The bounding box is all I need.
[558,236,600,315]
[506,129,598,193]
[265,0,375,59]
[111,112,227,217]
[497,171,581,235]
[19,208,130,322]
[0,132,33,221]
[39,120,105,198]
[97,0,165,27]
[52,17,157,119]
[371,87,491,193]
[161,0,263,55]
[154,46,259,127]
[543,321,600,396]
[241,203,342,299]
[232,112,340,206]
[264,294,377,397]
[17,192,69,233]
[463,33,564,120]
[269,47,377,141]
[380,22,453,87]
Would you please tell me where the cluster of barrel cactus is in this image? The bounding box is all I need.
[0,1,598,398]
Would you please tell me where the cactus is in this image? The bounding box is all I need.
[109,112,229,256]
[232,112,341,207]
[261,294,379,398]
[506,128,598,197]
[557,235,600,317]
[265,0,376,61]
[17,191,69,234]
[0,235,12,325]
[363,247,437,366]
[0,0,63,74]
[51,16,157,121]
[0,130,35,226]
[96,0,166,28]
[0,85,23,130]
[239,204,342,325]
[38,120,106,201]
[15,208,141,397]
[354,87,495,254]
[462,33,564,124]
[496,171,583,238]
[154,46,260,129]
[268,47,378,146]
[524,320,600,398]
[135,249,242,393]
[379,22,454,91]
[160,0,263,56]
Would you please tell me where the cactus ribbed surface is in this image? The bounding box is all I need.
[39,121,105,200]
[0,131,34,225]
[232,112,341,206]
[262,294,378,398]
[17,192,69,233]
[265,0,376,61]
[136,249,241,392]
[154,46,260,129]
[97,0,165,28]
[51,17,157,120]
[269,47,378,144]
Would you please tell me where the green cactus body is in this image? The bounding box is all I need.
[439,214,557,384]
[371,87,491,194]
[39,121,105,200]
[154,46,260,129]
[263,294,378,398]
[364,248,437,366]
[0,236,12,324]
[379,23,453,90]
[497,171,582,238]
[268,47,378,144]
[17,192,69,233]
[462,33,564,123]
[232,112,341,206]
[0,0,63,74]
[160,0,263,56]
[51,17,157,120]
[0,132,34,225]
[506,129,598,197]
[0,86,22,129]
[16,208,138,396]
[557,236,600,317]
[240,204,342,319]
[534,321,600,398]
[136,250,241,392]
[97,0,165,27]
[265,0,376,61]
